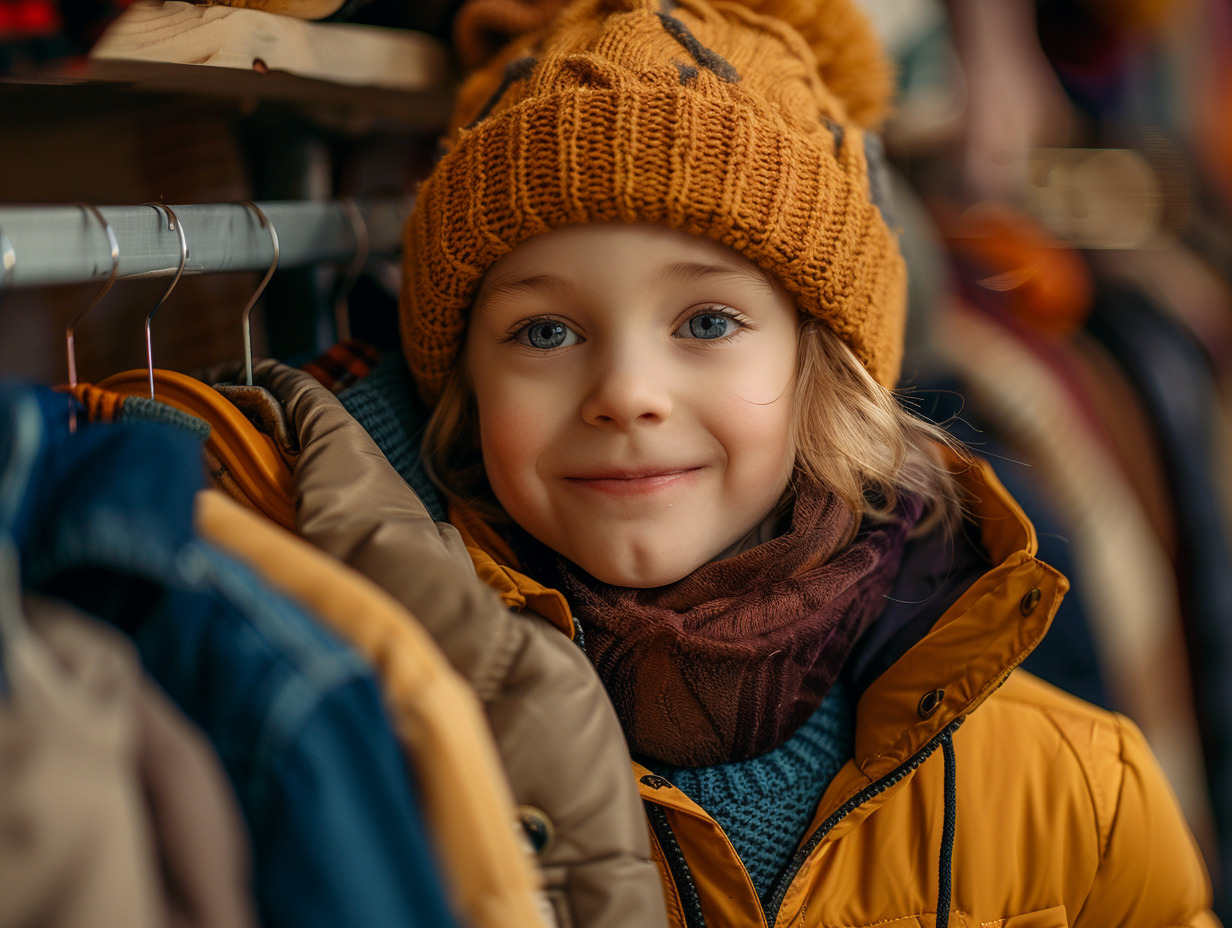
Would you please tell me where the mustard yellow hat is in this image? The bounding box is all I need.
[402,0,905,403]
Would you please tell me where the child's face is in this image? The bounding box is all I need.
[463,223,800,588]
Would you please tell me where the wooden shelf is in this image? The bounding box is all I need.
[7,1,457,133]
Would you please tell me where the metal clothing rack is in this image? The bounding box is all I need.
[0,198,409,288]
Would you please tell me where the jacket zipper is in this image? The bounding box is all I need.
[640,579,1042,925]
[645,800,709,928]
[641,717,966,928]
[761,716,966,927]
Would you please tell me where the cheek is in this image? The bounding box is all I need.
[708,322,799,413]
[467,352,529,475]
[476,402,536,483]
[473,385,561,516]
[718,355,798,478]
[725,399,796,483]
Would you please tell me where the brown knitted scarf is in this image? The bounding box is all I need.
[514,479,924,766]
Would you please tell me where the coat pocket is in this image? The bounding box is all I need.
[981,906,1069,928]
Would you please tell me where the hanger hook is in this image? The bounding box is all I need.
[236,201,280,386]
[333,199,369,343]
[66,205,120,391]
[141,202,188,400]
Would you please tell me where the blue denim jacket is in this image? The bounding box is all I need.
[0,383,457,928]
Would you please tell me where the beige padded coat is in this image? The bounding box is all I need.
[250,360,668,928]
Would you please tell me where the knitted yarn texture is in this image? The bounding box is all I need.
[337,353,447,522]
[511,477,923,766]
[647,680,854,904]
[401,0,907,404]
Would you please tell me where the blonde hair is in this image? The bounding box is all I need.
[790,319,969,539]
[422,317,970,536]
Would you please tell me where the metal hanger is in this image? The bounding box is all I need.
[65,205,121,390]
[88,203,294,528]
[65,205,121,432]
[236,201,280,386]
[140,202,188,400]
[333,199,369,343]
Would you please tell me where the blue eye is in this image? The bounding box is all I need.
[515,319,579,349]
[676,311,739,340]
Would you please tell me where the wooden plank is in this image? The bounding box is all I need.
[90,1,453,92]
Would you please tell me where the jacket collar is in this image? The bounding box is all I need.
[849,453,1066,778]
[451,504,576,637]
[455,452,1066,775]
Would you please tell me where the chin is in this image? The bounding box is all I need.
[592,571,685,589]
[573,550,705,590]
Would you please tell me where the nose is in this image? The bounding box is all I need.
[580,348,673,428]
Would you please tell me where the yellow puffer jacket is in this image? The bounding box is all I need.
[459,456,1218,928]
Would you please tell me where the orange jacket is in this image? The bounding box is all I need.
[460,456,1218,928]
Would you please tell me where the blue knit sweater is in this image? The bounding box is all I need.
[646,682,854,903]
[339,354,447,521]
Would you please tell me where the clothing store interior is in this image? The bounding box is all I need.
[3,0,1232,925]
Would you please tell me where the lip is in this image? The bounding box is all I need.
[564,467,701,497]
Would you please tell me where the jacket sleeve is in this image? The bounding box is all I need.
[1076,711,1220,928]
[250,360,669,928]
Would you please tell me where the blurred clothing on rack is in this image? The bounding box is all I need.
[0,381,461,928]
[0,593,257,928]
[1087,281,1232,905]
[934,298,1212,842]
[1091,241,1232,545]
[195,488,553,928]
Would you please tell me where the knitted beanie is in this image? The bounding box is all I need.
[401,0,906,404]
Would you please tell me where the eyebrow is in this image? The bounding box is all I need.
[475,273,581,308]
[656,261,780,294]
[475,259,780,309]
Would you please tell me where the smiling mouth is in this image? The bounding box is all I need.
[565,468,701,496]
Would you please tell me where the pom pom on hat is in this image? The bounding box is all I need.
[454,0,894,125]
[734,0,894,127]
[453,0,572,70]
[403,0,907,404]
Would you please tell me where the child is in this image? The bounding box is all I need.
[396,0,1218,924]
